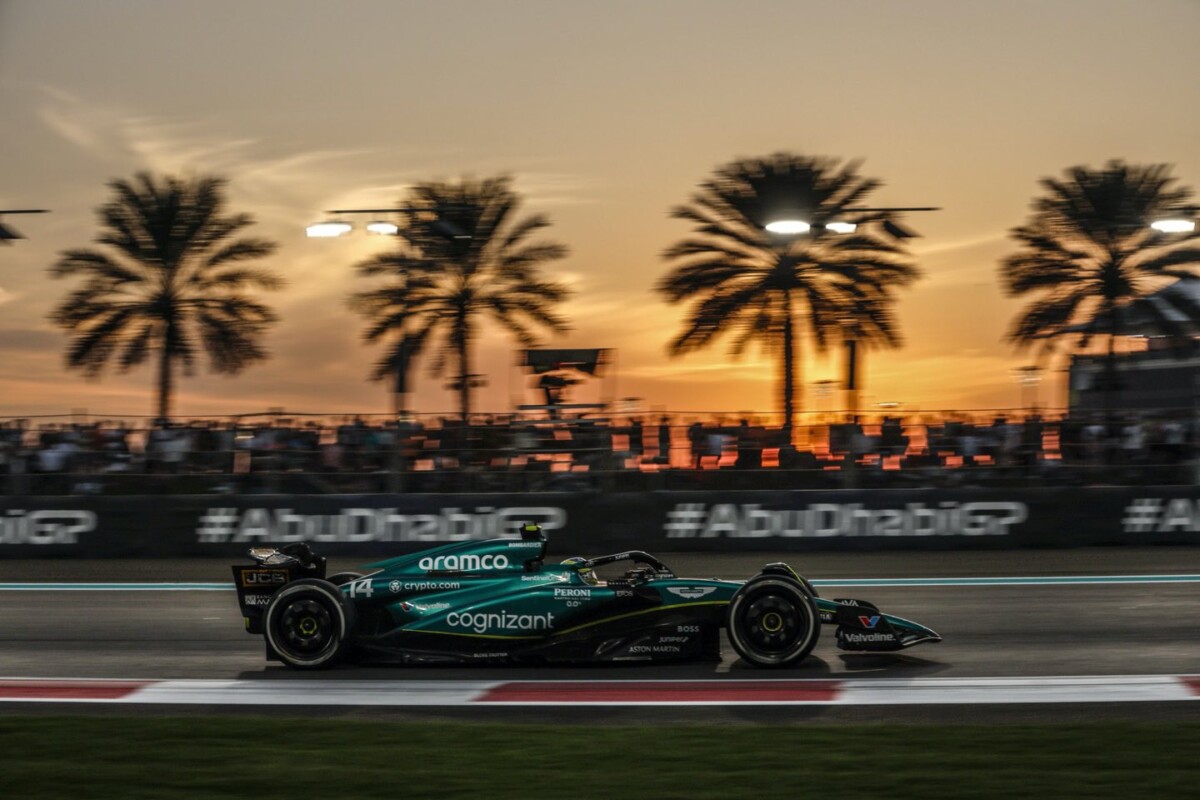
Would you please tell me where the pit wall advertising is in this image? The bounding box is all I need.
[1,489,1198,558]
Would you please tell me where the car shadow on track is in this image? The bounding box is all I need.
[232,652,950,681]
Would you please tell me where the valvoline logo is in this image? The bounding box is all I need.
[859,615,881,629]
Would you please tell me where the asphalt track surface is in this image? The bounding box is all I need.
[1,548,1197,723]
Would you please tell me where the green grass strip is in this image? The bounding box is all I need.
[1,716,1197,799]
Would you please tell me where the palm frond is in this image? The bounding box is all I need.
[48,171,280,412]
[347,174,571,412]
[1002,161,1200,355]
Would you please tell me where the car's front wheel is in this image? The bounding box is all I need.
[726,575,820,668]
[264,579,352,669]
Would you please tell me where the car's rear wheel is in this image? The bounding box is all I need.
[726,575,819,668]
[264,579,352,669]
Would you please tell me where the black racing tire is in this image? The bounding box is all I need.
[327,572,364,587]
[263,579,353,670]
[726,575,820,668]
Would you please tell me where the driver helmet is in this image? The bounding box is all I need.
[561,556,598,586]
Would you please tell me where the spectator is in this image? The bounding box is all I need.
[656,416,672,465]
[735,419,762,469]
[1121,416,1145,465]
[688,421,704,468]
[628,418,644,460]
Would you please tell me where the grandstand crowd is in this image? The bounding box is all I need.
[1,409,1196,495]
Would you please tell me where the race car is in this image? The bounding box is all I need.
[232,523,940,669]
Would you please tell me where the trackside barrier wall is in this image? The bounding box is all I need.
[1,488,1199,558]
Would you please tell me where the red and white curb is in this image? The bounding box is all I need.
[0,675,1197,706]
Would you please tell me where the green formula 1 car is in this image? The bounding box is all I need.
[232,524,940,669]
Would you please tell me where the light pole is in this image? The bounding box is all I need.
[0,209,49,243]
[306,205,471,417]
[307,208,471,241]
[1013,365,1043,414]
[763,206,939,433]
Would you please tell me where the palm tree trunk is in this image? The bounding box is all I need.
[1103,329,1120,467]
[156,335,173,423]
[782,288,797,444]
[458,315,471,423]
[1104,333,1118,415]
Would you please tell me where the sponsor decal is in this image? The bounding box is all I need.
[446,610,555,634]
[553,587,592,599]
[820,611,836,623]
[659,636,691,643]
[0,510,97,546]
[859,615,881,629]
[419,603,450,612]
[507,541,542,548]
[389,580,402,594]
[521,574,561,583]
[628,645,683,655]
[243,594,272,606]
[401,601,450,613]
[842,631,895,644]
[667,586,717,599]
[396,581,461,592]
[418,553,510,572]
[196,506,565,544]
[664,502,1027,538]
[239,569,287,588]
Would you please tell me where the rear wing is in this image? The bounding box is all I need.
[231,543,326,634]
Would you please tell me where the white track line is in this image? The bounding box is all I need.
[837,675,1198,705]
[132,679,501,706]
[0,675,1196,707]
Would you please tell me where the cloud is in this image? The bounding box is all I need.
[507,171,599,208]
[36,86,377,213]
[36,86,132,161]
[910,232,1008,257]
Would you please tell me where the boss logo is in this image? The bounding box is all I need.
[240,569,288,587]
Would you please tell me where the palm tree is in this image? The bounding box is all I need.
[1001,160,1200,411]
[49,172,281,421]
[349,175,571,420]
[657,153,921,438]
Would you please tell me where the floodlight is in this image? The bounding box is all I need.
[0,221,23,242]
[305,221,353,238]
[1150,219,1196,234]
[366,220,400,235]
[765,219,811,235]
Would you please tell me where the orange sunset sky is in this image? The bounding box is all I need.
[2,0,1199,421]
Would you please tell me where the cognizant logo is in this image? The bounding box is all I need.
[418,553,510,571]
[446,610,555,634]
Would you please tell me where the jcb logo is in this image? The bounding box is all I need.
[240,569,287,587]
